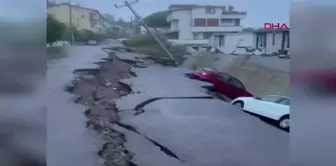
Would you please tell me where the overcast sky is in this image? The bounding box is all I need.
[54,0,290,28]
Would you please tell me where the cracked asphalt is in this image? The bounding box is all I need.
[46,46,289,166]
[47,46,105,166]
[116,65,289,166]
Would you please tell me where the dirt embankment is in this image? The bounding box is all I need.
[65,51,141,166]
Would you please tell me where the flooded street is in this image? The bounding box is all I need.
[47,46,108,166]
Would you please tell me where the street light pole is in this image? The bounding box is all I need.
[114,0,179,66]
[68,0,75,44]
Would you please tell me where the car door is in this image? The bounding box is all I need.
[211,72,233,97]
[228,76,251,98]
[248,96,288,120]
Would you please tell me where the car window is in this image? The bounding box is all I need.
[260,96,283,103]
[229,77,246,90]
[215,72,230,82]
[196,68,211,72]
[279,98,290,105]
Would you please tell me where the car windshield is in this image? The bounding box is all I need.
[260,95,284,103]
[196,68,213,73]
[215,72,231,82]
[279,98,290,105]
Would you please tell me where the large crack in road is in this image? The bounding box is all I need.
[116,121,186,163]
[117,96,217,164]
[133,96,214,116]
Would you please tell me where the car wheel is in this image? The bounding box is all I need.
[278,115,290,130]
[232,101,244,109]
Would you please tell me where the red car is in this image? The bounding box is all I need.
[185,68,215,82]
[207,72,254,99]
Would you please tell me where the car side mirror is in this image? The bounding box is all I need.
[255,96,261,100]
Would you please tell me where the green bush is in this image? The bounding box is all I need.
[74,29,105,42]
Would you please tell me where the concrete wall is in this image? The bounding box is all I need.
[182,54,289,96]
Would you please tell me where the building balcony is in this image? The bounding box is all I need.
[221,11,247,19]
[191,26,243,32]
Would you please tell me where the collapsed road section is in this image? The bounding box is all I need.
[65,51,137,166]
[66,49,216,166]
[65,47,288,166]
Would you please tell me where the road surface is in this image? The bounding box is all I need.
[115,64,289,166]
[47,46,106,166]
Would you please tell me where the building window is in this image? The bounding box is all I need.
[205,7,216,14]
[234,19,240,26]
[272,33,275,45]
[221,19,233,23]
[193,18,206,27]
[218,35,225,47]
[193,33,203,40]
[258,33,267,48]
[206,18,219,27]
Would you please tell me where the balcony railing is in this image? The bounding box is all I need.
[222,11,247,15]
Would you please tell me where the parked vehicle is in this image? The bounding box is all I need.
[278,54,290,58]
[231,95,290,130]
[207,72,254,99]
[185,68,216,82]
[277,49,289,58]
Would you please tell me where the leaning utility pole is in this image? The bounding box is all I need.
[68,0,75,44]
[114,0,179,66]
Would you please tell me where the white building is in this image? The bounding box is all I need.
[47,3,108,34]
[166,4,247,46]
[229,29,290,55]
[254,29,290,55]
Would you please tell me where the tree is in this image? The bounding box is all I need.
[47,15,66,44]
[47,1,57,7]
[74,29,105,42]
[143,11,170,28]
[103,13,115,23]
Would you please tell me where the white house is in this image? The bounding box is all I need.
[166,4,247,46]
[254,29,290,55]
[47,3,107,34]
[228,29,290,55]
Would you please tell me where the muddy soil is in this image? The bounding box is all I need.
[66,52,138,166]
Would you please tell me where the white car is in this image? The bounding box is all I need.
[231,95,290,130]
